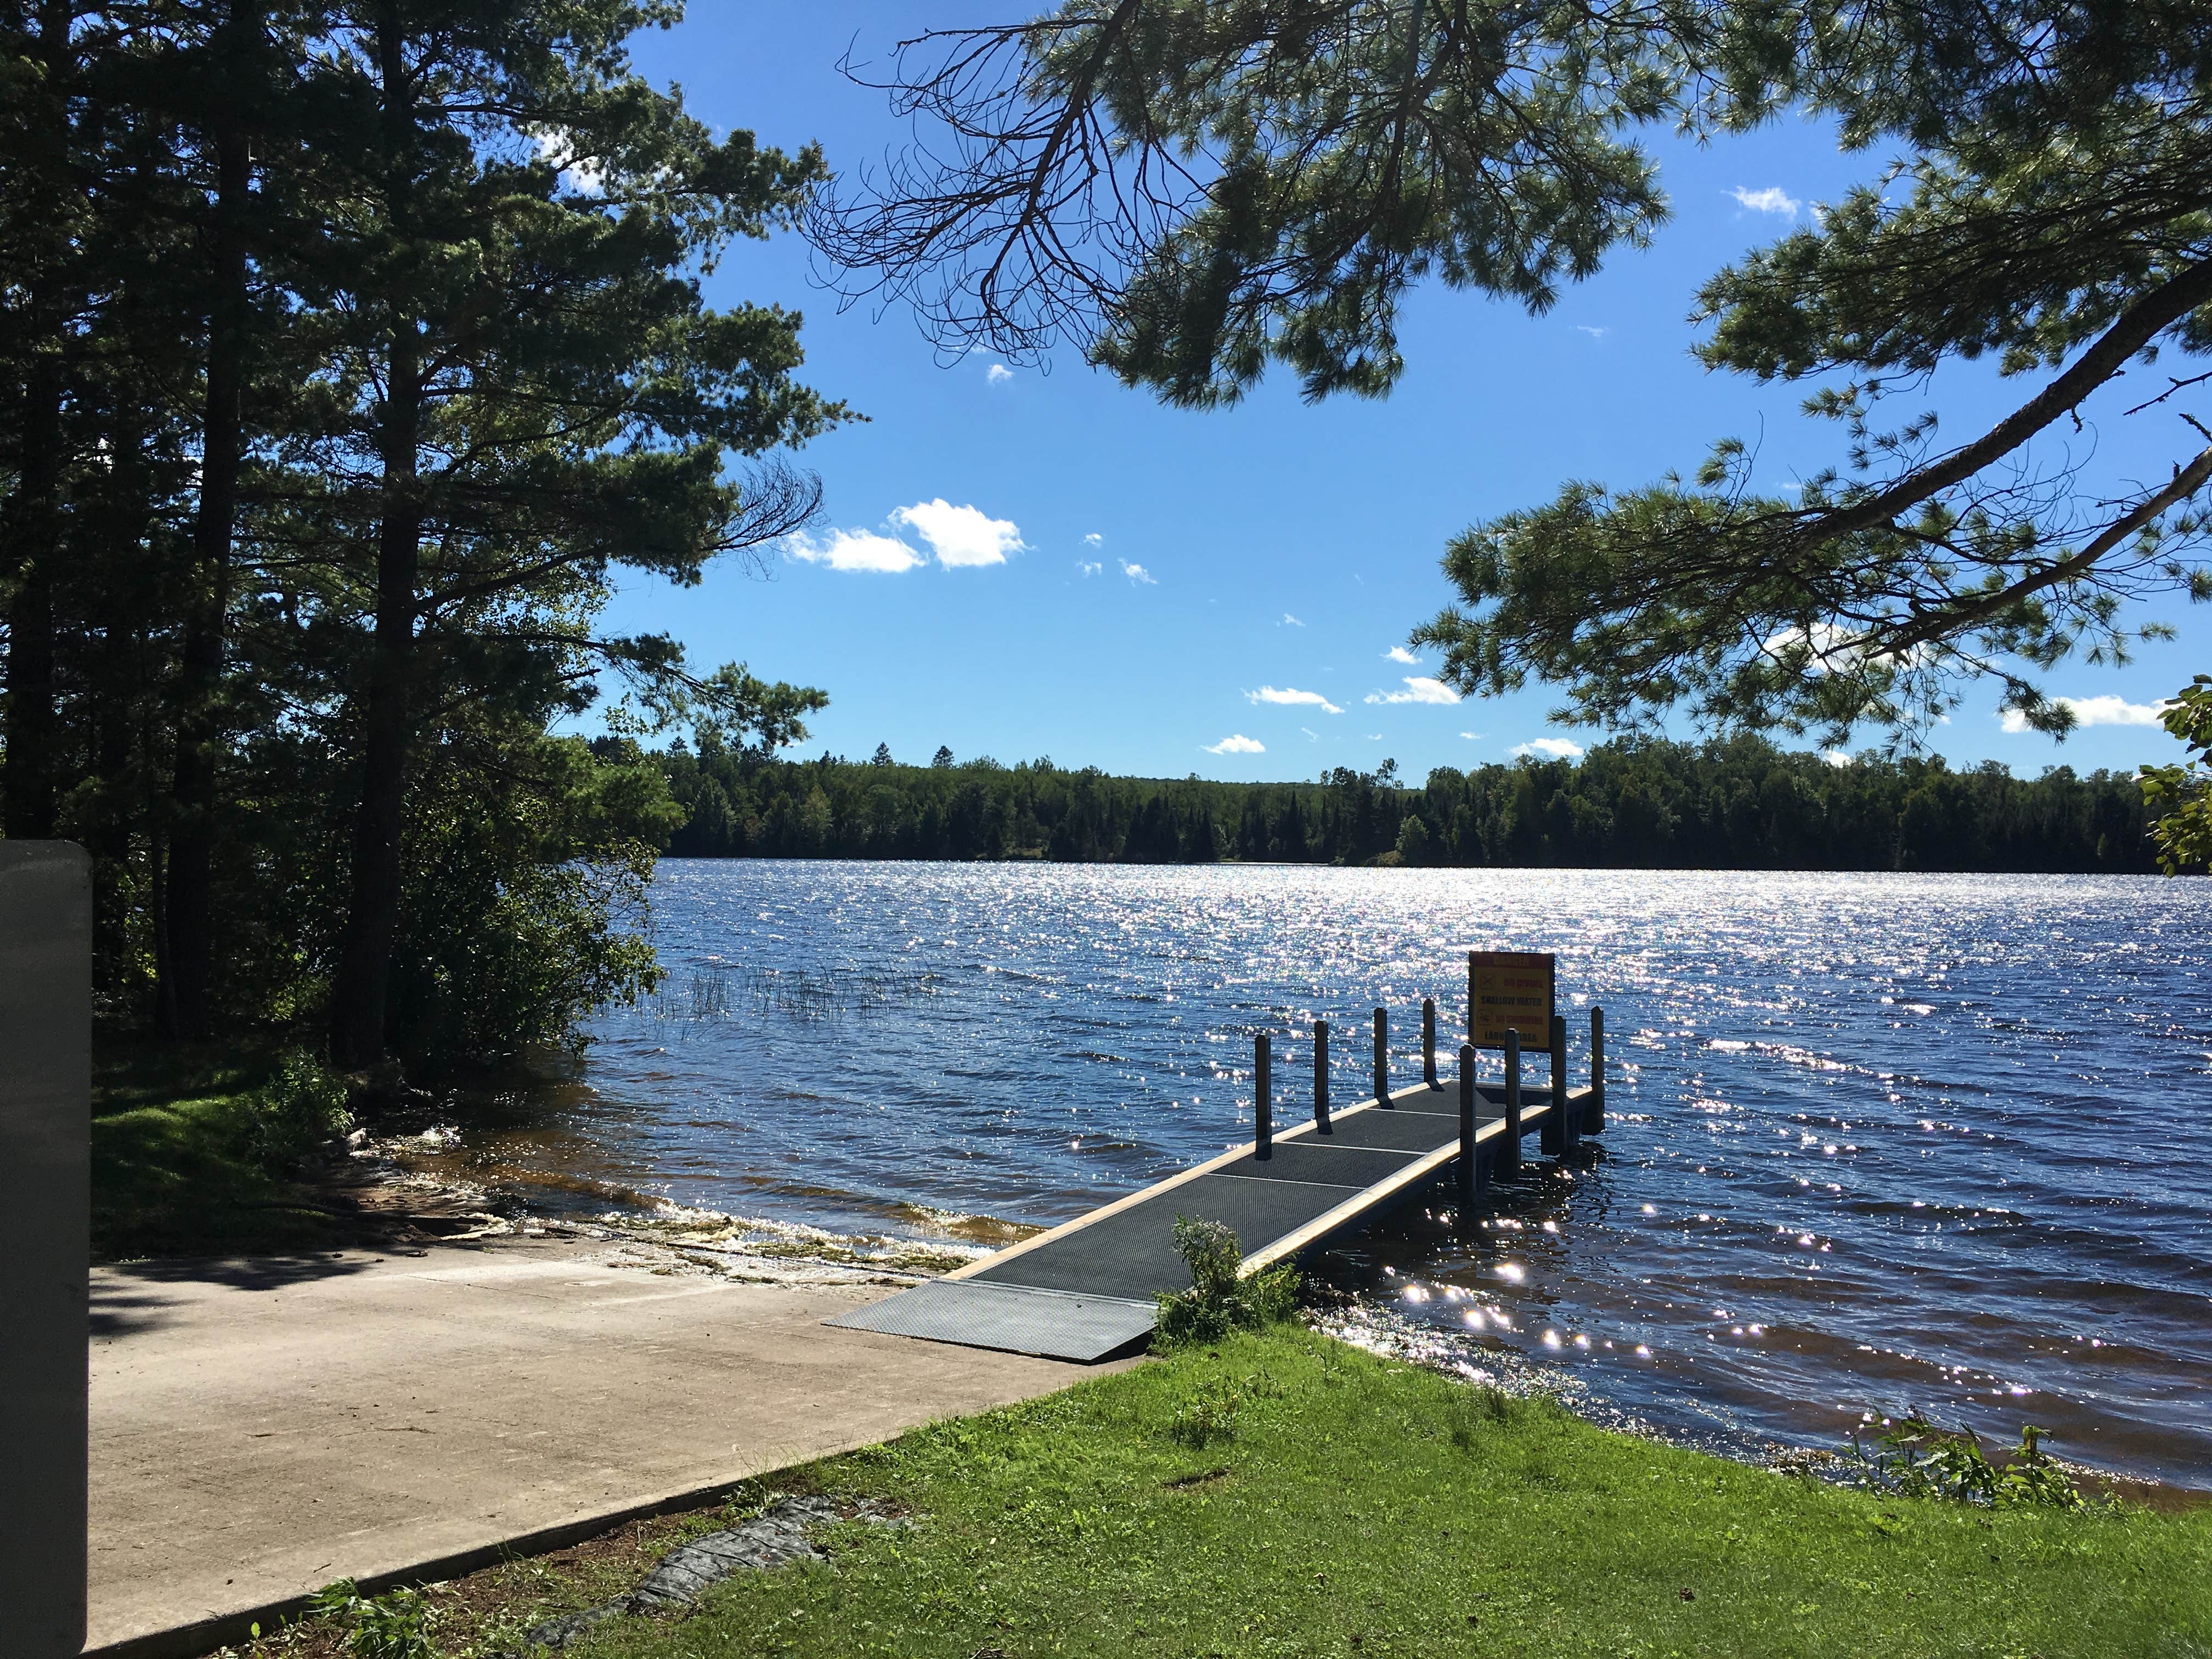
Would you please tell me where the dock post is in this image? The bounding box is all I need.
[1539,1014,1564,1157]
[1458,1043,1481,1196]
[1373,1007,1391,1107]
[1499,1029,1523,1180]
[1314,1019,1332,1135]
[1586,1007,1606,1135]
[1423,998,1437,1086]
[1553,1013,1579,1156]
[1466,950,1477,1041]
[1255,1033,1273,1161]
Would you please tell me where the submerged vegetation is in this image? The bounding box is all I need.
[652,734,2162,872]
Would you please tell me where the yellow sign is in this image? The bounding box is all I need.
[1469,951,1555,1051]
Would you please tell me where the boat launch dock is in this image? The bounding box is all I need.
[831,958,1607,1362]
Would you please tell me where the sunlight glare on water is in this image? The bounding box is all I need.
[484,861,2211,1487]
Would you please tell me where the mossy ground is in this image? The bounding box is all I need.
[253,1326,2212,1659]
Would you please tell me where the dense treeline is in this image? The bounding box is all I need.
[653,737,2161,873]
[0,3,833,1071]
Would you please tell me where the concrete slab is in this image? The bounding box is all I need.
[88,1235,1119,1658]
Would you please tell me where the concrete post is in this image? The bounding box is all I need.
[0,844,92,1659]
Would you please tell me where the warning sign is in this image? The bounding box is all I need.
[1469,951,1555,1051]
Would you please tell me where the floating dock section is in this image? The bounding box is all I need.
[832,964,1606,1363]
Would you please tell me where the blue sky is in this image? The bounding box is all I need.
[592,4,2208,782]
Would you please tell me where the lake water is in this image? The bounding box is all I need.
[440,861,2212,1489]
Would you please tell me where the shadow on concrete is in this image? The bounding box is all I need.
[90,1251,388,1339]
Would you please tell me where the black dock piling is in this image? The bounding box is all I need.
[1255,1032,1273,1161]
[1423,998,1437,1086]
[1539,1017,1565,1156]
[1586,1007,1606,1135]
[1373,1007,1391,1107]
[1553,1013,1579,1156]
[1314,1019,1332,1135]
[1458,1043,1480,1195]
[1500,1029,1523,1180]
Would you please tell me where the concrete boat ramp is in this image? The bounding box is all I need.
[834,977,1607,1363]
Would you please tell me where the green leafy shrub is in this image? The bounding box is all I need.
[308,1579,438,1659]
[241,1049,352,1175]
[1153,1217,1301,1348]
[1840,1416,2093,1510]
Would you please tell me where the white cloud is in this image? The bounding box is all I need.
[985,363,1014,385]
[1365,676,1460,706]
[1460,731,1486,741]
[1730,185,1801,216]
[1280,613,1306,627]
[888,499,1026,568]
[1511,737,1585,760]
[531,129,604,195]
[2000,695,2171,733]
[1383,646,1420,664]
[1365,732,1385,741]
[1076,559,1102,577]
[1575,325,1609,341]
[1300,726,1321,741]
[1821,749,1854,768]
[1083,532,1103,547]
[783,528,925,574]
[1120,560,1156,584]
[1248,686,1343,715]
[1204,733,1265,755]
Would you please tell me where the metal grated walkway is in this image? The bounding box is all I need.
[830,1071,1596,1363]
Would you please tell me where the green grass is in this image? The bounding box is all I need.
[92,1041,349,1261]
[571,1327,2210,1659]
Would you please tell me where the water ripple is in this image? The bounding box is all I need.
[462,862,2210,1489]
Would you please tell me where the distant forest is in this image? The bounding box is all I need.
[645,737,2163,874]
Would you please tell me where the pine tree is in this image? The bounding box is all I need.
[819,1,2212,755]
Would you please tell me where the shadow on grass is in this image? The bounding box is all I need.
[91,1034,368,1267]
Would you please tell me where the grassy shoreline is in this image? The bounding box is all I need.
[92,1042,353,1262]
[250,1325,2209,1659]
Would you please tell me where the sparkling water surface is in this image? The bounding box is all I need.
[462,861,2212,1487]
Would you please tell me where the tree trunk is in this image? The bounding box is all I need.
[163,65,252,1039]
[329,9,420,1071]
[3,350,64,842]
[328,330,420,1070]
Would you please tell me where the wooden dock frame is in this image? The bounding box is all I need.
[828,974,1609,1364]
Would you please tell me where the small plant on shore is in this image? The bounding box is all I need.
[1444,1385,1522,1452]
[308,1579,439,1659]
[1153,1217,1301,1347]
[242,1049,353,1175]
[1839,1416,2092,1510]
[1167,1375,1246,1447]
